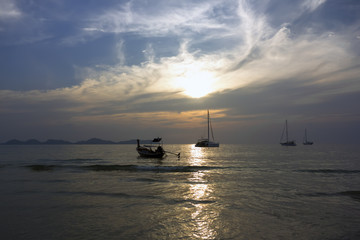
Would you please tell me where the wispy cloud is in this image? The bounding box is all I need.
[1,0,359,142]
[302,0,327,12]
[0,0,22,20]
[85,1,223,36]
[2,0,359,104]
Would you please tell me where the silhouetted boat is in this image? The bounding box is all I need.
[195,110,219,147]
[280,120,296,146]
[303,128,314,145]
[136,138,166,158]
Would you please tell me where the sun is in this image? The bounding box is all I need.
[175,70,217,98]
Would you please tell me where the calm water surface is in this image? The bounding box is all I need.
[0,144,359,239]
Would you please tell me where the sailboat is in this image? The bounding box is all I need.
[303,128,314,145]
[195,110,219,147]
[280,120,296,146]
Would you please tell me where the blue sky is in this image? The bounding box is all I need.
[0,0,359,143]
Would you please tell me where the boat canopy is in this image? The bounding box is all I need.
[152,137,162,142]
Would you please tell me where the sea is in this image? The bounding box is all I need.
[0,144,359,240]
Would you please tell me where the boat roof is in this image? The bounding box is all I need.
[152,137,162,142]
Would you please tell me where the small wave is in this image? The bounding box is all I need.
[339,191,360,201]
[186,199,216,204]
[84,164,138,171]
[164,198,216,205]
[23,164,220,173]
[68,158,102,161]
[53,190,216,205]
[299,192,337,197]
[55,190,160,200]
[73,191,133,198]
[295,169,360,174]
[37,158,102,163]
[84,164,220,172]
[132,178,170,183]
[26,164,57,171]
[299,191,360,201]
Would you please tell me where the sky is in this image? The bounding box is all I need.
[0,0,359,144]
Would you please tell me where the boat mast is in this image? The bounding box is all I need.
[207,109,210,141]
[285,120,289,142]
[210,118,215,141]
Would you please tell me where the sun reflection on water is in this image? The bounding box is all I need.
[189,145,207,165]
[186,145,218,239]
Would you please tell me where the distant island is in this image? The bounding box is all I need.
[1,138,154,145]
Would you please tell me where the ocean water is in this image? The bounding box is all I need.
[0,144,359,240]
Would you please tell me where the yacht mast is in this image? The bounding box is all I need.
[207,109,210,141]
[285,120,289,142]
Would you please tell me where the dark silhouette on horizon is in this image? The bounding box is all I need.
[1,138,153,145]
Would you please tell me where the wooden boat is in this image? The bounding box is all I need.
[136,138,165,158]
[195,110,219,147]
[303,128,314,145]
[280,120,296,146]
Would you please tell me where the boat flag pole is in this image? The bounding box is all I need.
[165,151,180,158]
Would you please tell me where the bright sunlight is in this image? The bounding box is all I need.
[175,70,217,98]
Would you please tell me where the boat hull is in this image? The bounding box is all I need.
[136,147,165,158]
[280,141,296,146]
[195,140,219,147]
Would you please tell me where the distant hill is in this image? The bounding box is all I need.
[1,138,153,145]
[76,138,116,144]
[118,139,153,144]
[4,139,24,145]
[44,139,72,144]
[25,139,42,144]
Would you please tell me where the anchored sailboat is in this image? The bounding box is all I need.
[303,128,314,145]
[195,110,219,147]
[280,120,296,146]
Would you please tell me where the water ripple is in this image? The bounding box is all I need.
[295,169,360,174]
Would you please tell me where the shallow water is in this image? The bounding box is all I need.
[0,144,359,239]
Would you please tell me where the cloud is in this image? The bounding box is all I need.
[86,1,224,36]
[0,1,55,45]
[115,39,126,65]
[0,0,21,20]
[302,0,327,12]
[2,0,359,104]
[1,0,360,142]
[2,24,357,112]
[60,0,234,46]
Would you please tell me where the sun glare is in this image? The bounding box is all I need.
[175,70,217,98]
